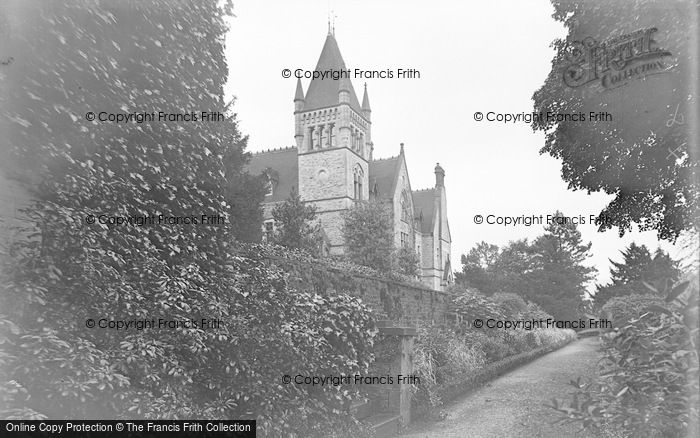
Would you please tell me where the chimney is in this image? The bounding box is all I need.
[434,163,445,188]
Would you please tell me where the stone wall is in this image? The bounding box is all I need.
[271,256,452,326]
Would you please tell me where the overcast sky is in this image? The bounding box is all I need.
[224,0,686,290]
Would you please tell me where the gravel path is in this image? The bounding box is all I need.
[402,337,601,438]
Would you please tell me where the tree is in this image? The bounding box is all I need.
[492,239,538,296]
[455,241,500,294]
[532,0,699,242]
[0,3,377,436]
[457,213,596,320]
[526,212,596,320]
[271,188,320,252]
[221,101,267,243]
[395,246,420,277]
[343,199,394,272]
[594,243,680,305]
[0,0,242,420]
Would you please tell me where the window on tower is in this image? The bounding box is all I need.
[353,165,364,200]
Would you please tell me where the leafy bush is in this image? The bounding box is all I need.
[271,188,322,252]
[343,200,394,272]
[492,292,528,317]
[534,328,577,350]
[549,279,699,437]
[602,293,664,327]
[411,324,576,420]
[0,242,378,437]
[0,3,379,435]
[258,244,423,286]
[471,332,514,362]
[412,327,486,419]
[517,301,553,321]
[450,287,507,323]
[395,246,420,277]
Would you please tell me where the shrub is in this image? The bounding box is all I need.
[412,323,577,420]
[517,301,553,321]
[549,279,699,437]
[601,293,664,327]
[0,242,378,437]
[342,200,394,272]
[270,188,322,252]
[450,287,506,324]
[492,292,528,317]
[395,246,420,277]
[534,328,577,350]
[412,326,486,419]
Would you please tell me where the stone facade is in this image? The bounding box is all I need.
[246,31,453,291]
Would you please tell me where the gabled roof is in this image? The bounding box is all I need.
[304,33,363,115]
[246,147,298,202]
[412,188,436,234]
[369,156,401,201]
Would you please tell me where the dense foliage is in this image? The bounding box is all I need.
[550,279,699,437]
[456,211,596,320]
[0,2,378,436]
[343,199,395,272]
[413,289,577,419]
[271,188,322,253]
[395,246,420,278]
[594,242,680,306]
[601,293,664,327]
[532,0,699,241]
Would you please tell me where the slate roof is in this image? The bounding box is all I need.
[247,146,439,236]
[368,156,400,201]
[412,188,437,234]
[246,147,298,203]
[304,33,364,116]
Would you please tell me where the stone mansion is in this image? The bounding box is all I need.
[247,31,452,291]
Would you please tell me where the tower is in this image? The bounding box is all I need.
[295,31,372,254]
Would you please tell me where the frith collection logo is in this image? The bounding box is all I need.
[563,27,673,90]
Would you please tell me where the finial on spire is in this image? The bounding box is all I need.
[361,82,371,113]
[327,10,336,36]
[400,143,405,154]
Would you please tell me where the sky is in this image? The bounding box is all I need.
[223,0,689,290]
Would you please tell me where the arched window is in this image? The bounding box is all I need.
[353,165,364,200]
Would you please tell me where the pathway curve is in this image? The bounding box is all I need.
[402,337,600,438]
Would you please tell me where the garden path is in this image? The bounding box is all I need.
[401,337,600,438]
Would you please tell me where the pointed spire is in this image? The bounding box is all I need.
[304,33,362,114]
[294,78,304,101]
[362,82,371,112]
[400,143,404,154]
